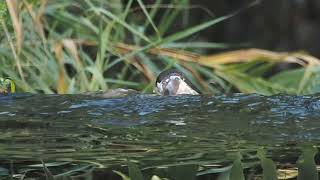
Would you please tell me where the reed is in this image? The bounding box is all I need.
[0,0,319,95]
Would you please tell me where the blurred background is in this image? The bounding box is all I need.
[138,0,320,56]
[204,0,320,57]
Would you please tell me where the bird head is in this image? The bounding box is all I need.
[154,69,198,96]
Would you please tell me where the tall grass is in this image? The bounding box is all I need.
[0,0,320,95]
[0,0,223,94]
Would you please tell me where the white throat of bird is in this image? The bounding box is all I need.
[155,75,198,96]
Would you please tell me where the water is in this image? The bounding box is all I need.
[0,93,320,168]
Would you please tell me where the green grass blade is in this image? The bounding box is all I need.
[142,0,162,30]
[128,162,144,180]
[41,160,55,180]
[168,164,198,180]
[113,170,130,180]
[161,15,232,44]
[158,0,188,35]
[257,148,278,180]
[84,0,151,43]
[297,145,318,180]
[216,68,297,95]
[136,0,161,39]
[161,42,231,49]
[230,152,244,180]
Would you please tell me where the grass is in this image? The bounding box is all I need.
[1,2,320,179]
[0,0,222,94]
[1,0,319,95]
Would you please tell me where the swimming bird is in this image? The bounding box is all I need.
[88,69,198,97]
[154,69,199,96]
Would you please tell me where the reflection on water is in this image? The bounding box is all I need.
[0,93,320,167]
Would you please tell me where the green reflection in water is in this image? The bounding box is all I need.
[0,94,319,179]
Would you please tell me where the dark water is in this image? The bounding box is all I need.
[0,93,320,167]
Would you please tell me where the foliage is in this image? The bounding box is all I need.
[0,0,320,95]
[0,1,7,21]
[0,0,222,94]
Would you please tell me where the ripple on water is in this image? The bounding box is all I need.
[0,93,319,165]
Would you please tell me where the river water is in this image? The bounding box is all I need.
[0,93,320,168]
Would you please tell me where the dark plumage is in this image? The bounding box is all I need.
[155,69,184,85]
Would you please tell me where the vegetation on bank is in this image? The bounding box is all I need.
[0,0,320,95]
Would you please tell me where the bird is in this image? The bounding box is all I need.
[154,69,199,96]
[86,69,199,97]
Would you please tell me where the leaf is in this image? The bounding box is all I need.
[54,165,94,180]
[160,0,260,44]
[84,0,151,43]
[62,39,90,90]
[54,42,67,94]
[229,152,245,180]
[168,164,198,180]
[5,0,23,54]
[198,49,314,67]
[161,16,232,45]
[161,42,230,49]
[136,0,160,39]
[297,66,320,94]
[215,69,296,95]
[115,44,320,74]
[128,162,144,180]
[9,79,15,93]
[257,148,278,180]
[41,160,55,180]
[0,2,7,21]
[113,170,131,180]
[115,42,199,63]
[197,164,232,176]
[216,170,230,180]
[269,68,304,89]
[270,67,320,95]
[297,146,318,180]
[28,162,71,168]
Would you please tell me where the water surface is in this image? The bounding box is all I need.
[0,93,320,167]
